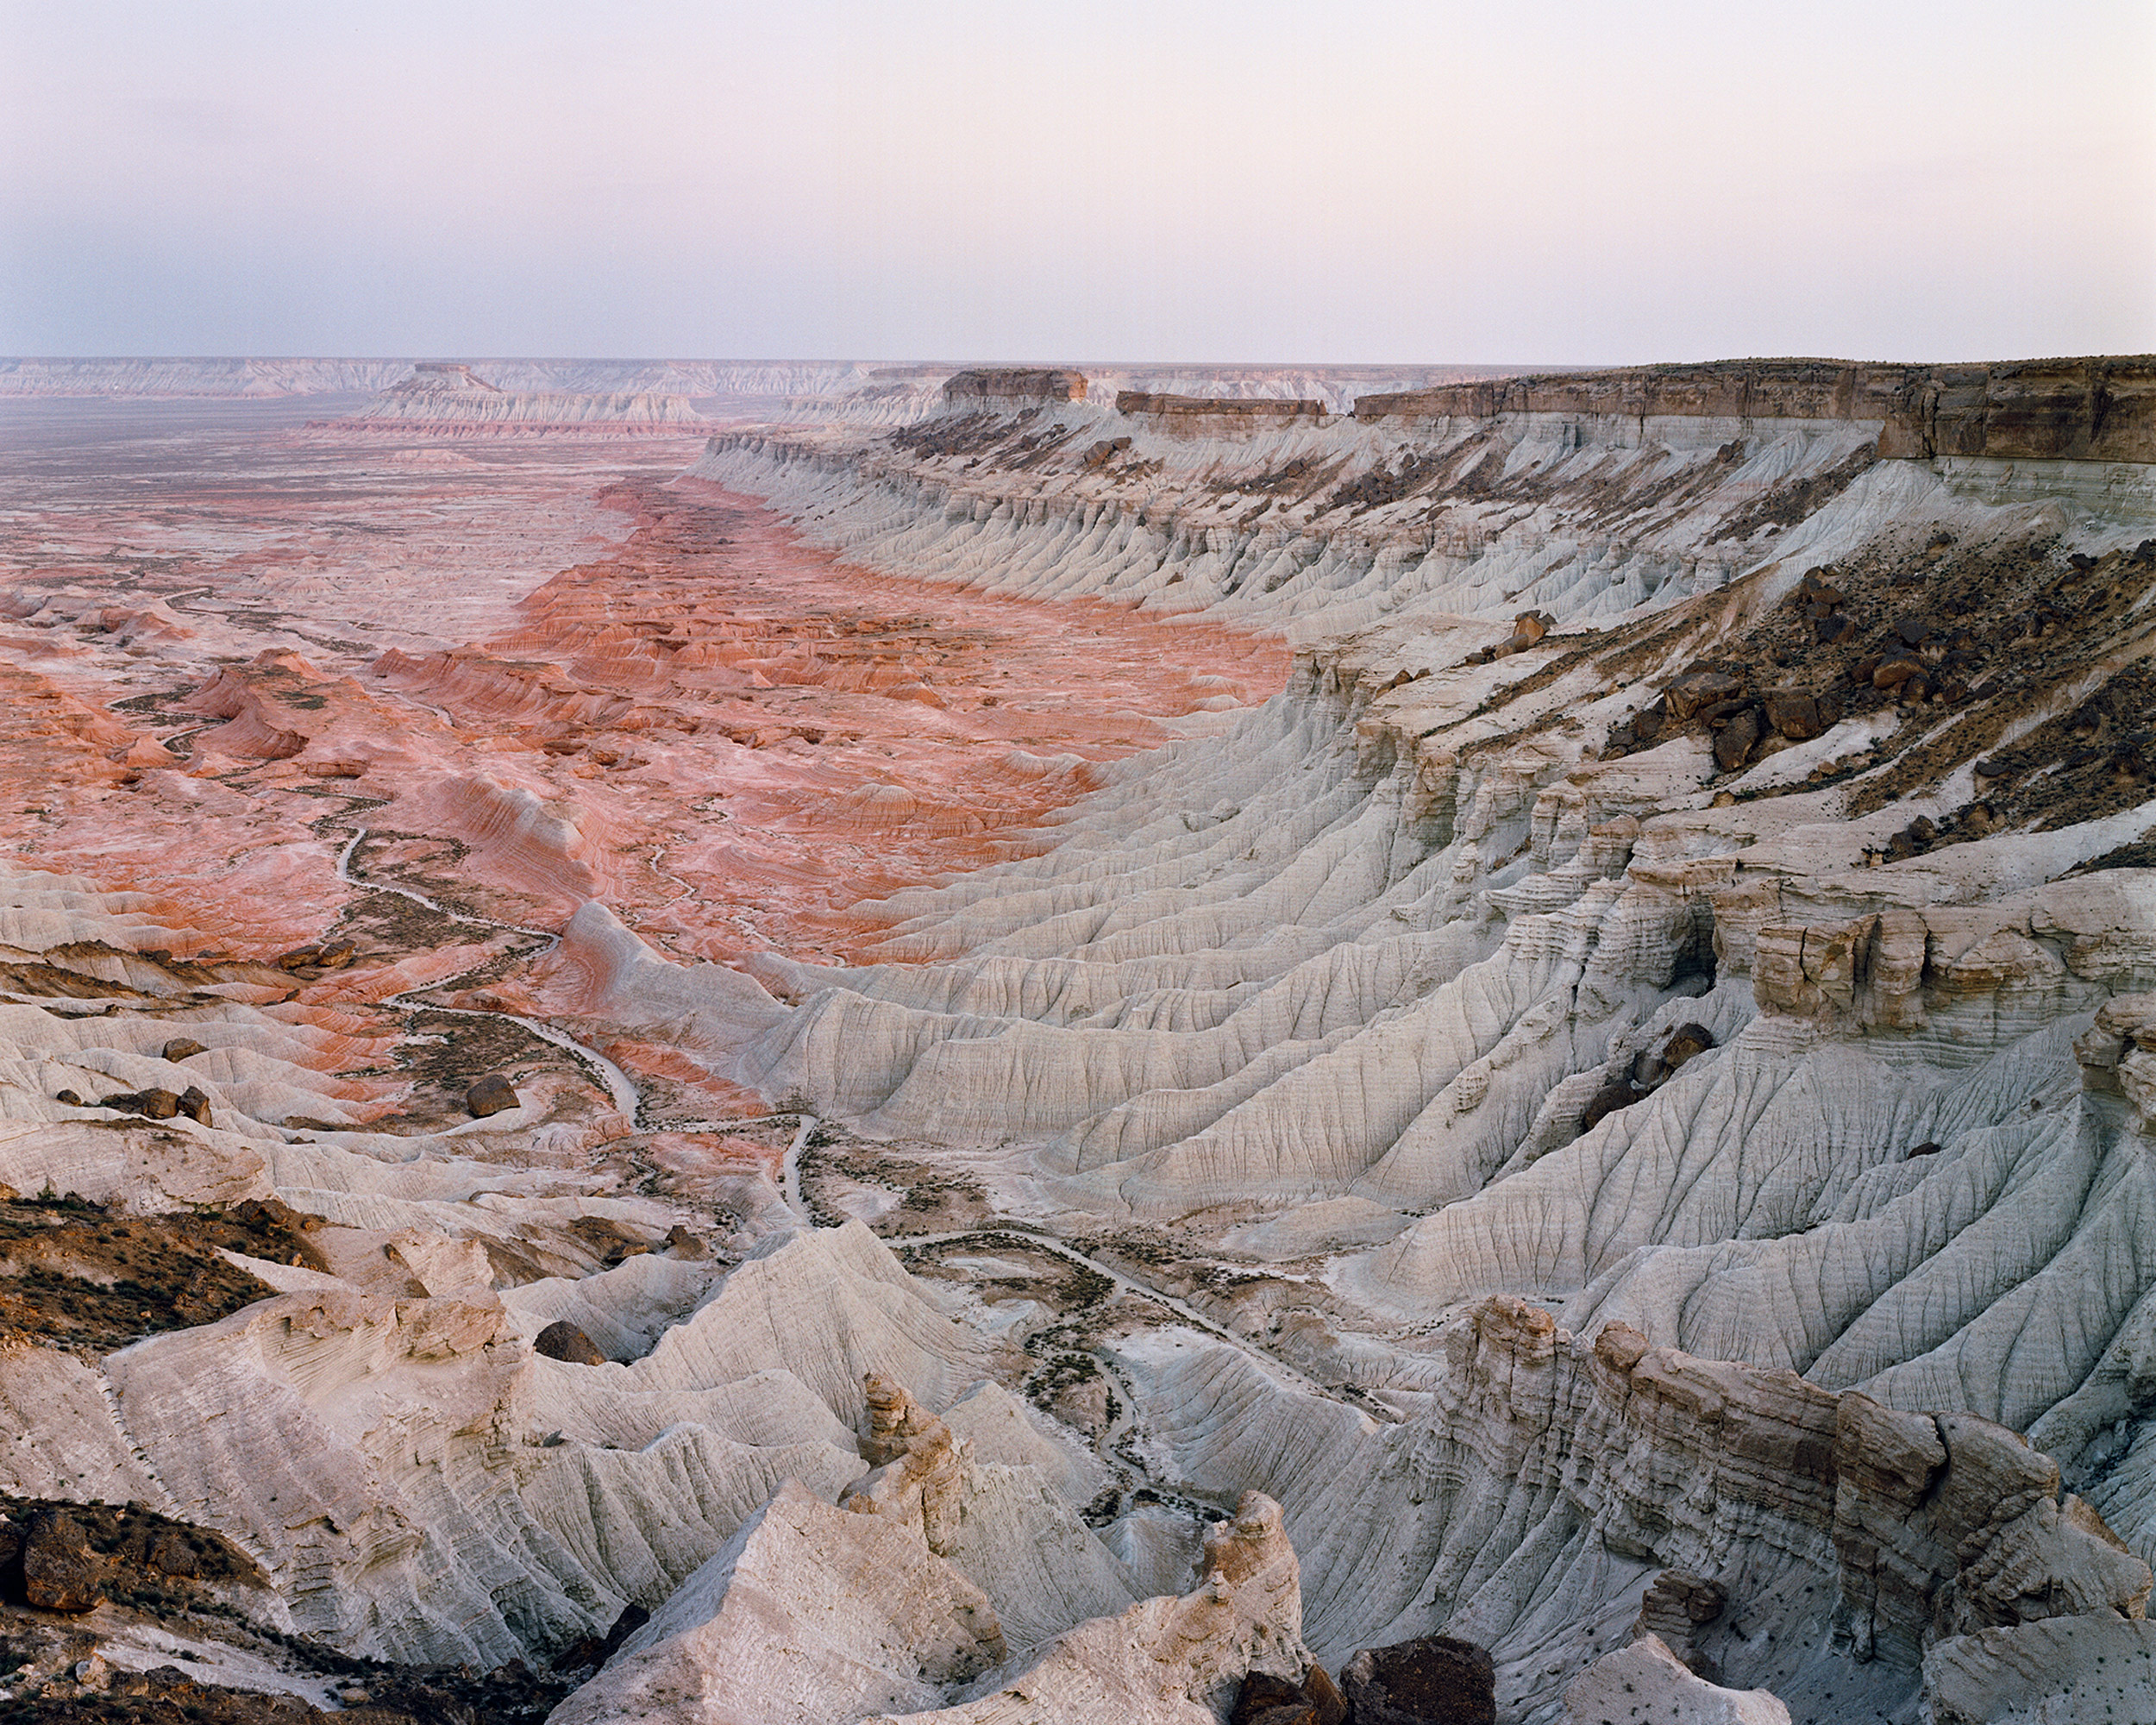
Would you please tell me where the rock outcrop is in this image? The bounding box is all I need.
[870,1491,1307,1725]
[1352,355,2156,464]
[943,368,1088,407]
[547,1479,1009,1725]
[1560,1635,1791,1724]
[8,352,2156,1723]
[1115,392,1327,433]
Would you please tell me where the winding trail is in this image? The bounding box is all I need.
[331,828,643,1120]
[895,1221,1363,1411]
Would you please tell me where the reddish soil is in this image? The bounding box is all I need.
[0,404,1287,1131]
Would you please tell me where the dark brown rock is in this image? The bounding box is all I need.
[664,1224,708,1258]
[1580,1082,1643,1135]
[22,1510,108,1614]
[53,1089,81,1107]
[1664,670,1744,721]
[1661,1024,1716,1070]
[1301,1662,1348,1725]
[136,1088,180,1120]
[1763,690,1827,742]
[1907,1141,1942,1157]
[178,1086,213,1126]
[1816,612,1858,644]
[1232,1672,1316,1725]
[1631,699,1667,742]
[466,1074,520,1118]
[161,1037,208,1063]
[534,1320,607,1365]
[1873,656,1921,689]
[1796,569,1846,608]
[1712,707,1760,772]
[550,1601,651,1676]
[1341,1634,1496,1725]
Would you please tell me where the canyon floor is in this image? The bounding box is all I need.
[3,361,2154,1725]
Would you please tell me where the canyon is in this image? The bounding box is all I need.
[1,352,2153,1725]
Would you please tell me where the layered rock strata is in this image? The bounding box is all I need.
[3,357,2155,1723]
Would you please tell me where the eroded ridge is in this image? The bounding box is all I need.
[3,360,2154,1725]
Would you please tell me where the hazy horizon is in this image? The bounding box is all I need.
[5,1,2153,366]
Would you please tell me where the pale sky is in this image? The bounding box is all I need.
[3,0,2153,364]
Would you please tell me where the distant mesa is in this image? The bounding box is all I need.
[385,361,507,396]
[347,362,703,434]
[1116,391,1328,433]
[943,367,1088,408]
[1351,354,2156,462]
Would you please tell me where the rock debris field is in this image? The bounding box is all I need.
[0,355,2153,1724]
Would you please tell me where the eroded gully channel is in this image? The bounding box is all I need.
[329,822,1380,1497]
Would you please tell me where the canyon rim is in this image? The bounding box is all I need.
[0,349,2153,1725]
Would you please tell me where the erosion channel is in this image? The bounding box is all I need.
[3,357,2155,1725]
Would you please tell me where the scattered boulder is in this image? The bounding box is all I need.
[1580,1082,1644,1134]
[14,1509,109,1614]
[53,1088,81,1107]
[1301,1663,1348,1725]
[101,1088,166,1120]
[533,1320,608,1365]
[1796,568,1846,610]
[1907,1141,1942,1158]
[1661,1024,1716,1071]
[1231,1665,1346,1725]
[177,1085,212,1126]
[1341,1634,1495,1725]
[276,941,356,974]
[1232,1670,1319,1725]
[1712,707,1760,772]
[664,1224,708,1258]
[1665,670,1745,721]
[1633,1569,1727,1676]
[1762,689,1827,742]
[160,1036,207,1063]
[465,1074,520,1118]
[1508,610,1555,652]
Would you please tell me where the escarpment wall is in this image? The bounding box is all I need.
[1115,390,1329,433]
[1353,355,2156,464]
[1121,1295,2150,1715]
[943,367,1088,406]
